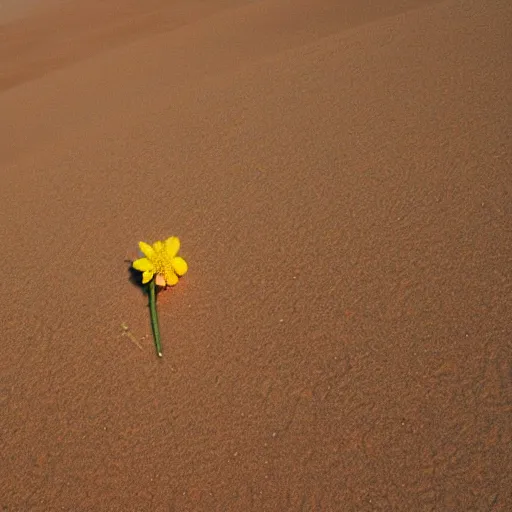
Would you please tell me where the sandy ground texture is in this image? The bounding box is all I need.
[1,0,511,510]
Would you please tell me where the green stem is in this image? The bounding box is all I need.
[148,279,162,357]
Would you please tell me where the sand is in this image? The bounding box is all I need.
[1,0,511,510]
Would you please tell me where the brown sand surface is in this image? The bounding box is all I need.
[1,0,511,510]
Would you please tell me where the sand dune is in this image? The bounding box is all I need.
[1,0,511,509]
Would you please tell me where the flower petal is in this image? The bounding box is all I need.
[152,240,164,253]
[164,268,179,286]
[142,270,154,284]
[171,257,188,276]
[164,237,180,259]
[132,257,153,272]
[139,241,155,260]
[155,274,166,287]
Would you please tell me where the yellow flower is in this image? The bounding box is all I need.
[132,236,188,286]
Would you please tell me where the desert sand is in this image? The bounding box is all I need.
[1,0,511,510]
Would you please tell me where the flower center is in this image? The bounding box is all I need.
[153,251,173,276]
